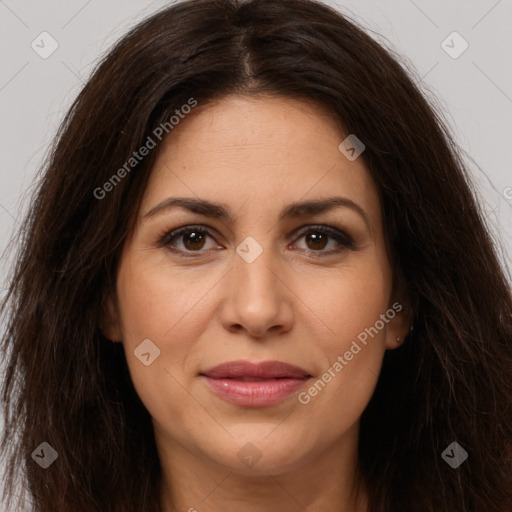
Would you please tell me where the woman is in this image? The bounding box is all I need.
[1,0,511,510]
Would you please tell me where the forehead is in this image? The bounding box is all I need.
[140,95,380,228]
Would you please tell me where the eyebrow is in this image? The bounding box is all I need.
[142,196,371,231]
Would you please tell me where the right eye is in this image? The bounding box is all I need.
[159,225,222,256]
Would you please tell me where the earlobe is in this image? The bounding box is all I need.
[384,299,414,350]
[385,325,412,350]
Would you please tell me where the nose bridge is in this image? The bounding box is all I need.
[233,234,280,298]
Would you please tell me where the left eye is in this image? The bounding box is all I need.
[160,225,353,257]
[292,225,354,255]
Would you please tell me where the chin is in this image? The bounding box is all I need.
[202,429,315,475]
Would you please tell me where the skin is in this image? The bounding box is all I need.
[103,95,410,512]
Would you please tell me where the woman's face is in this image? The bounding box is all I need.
[106,95,408,476]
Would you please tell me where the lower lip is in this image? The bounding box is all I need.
[202,376,308,407]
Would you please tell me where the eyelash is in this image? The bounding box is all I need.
[158,224,355,258]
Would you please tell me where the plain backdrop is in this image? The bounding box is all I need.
[1,0,511,508]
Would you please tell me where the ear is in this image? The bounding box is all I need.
[384,298,414,350]
[99,290,123,342]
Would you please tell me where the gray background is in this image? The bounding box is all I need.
[1,0,511,508]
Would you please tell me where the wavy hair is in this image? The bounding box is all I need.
[1,0,511,510]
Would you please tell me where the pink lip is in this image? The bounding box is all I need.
[200,360,311,407]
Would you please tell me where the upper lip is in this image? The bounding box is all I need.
[200,360,311,379]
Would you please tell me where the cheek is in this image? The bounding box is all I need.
[114,253,242,423]
[294,258,390,418]
[302,258,391,351]
[116,253,220,342]
[114,256,208,406]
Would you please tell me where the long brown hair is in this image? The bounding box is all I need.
[2,1,511,510]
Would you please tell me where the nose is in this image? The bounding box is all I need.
[219,243,294,339]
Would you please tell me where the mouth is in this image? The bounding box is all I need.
[199,360,311,407]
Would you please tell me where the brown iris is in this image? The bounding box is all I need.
[305,232,328,250]
[183,231,206,251]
